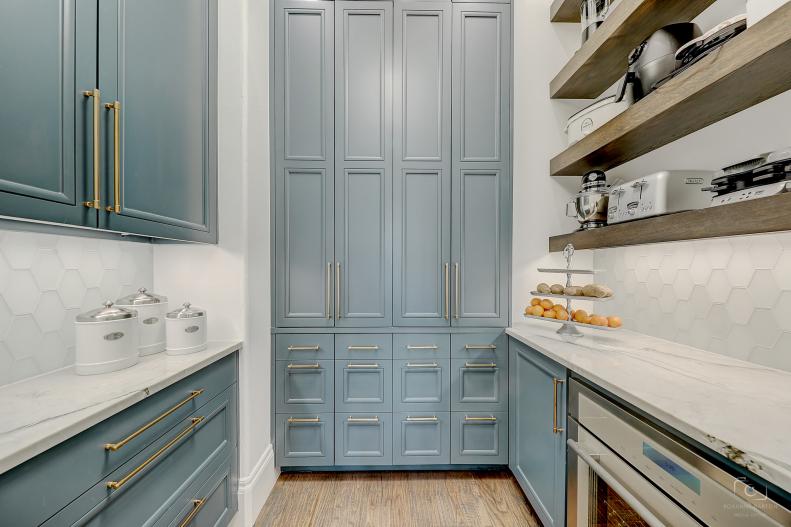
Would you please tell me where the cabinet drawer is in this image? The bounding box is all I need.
[393,412,450,465]
[276,334,334,361]
[451,332,507,362]
[451,358,507,412]
[162,457,235,527]
[335,334,392,360]
[43,386,235,526]
[393,334,450,359]
[451,411,508,465]
[275,360,334,413]
[0,354,237,527]
[335,360,392,413]
[335,413,393,466]
[275,413,334,467]
[393,359,450,412]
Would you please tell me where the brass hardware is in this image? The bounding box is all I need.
[406,362,439,368]
[464,362,497,368]
[406,416,438,422]
[443,262,449,320]
[464,415,497,422]
[178,498,207,527]
[454,263,460,319]
[287,417,321,423]
[288,345,320,352]
[287,363,321,369]
[406,345,438,351]
[335,262,341,319]
[553,378,565,434]
[83,89,101,209]
[346,363,380,369]
[104,389,204,451]
[326,262,332,319]
[347,416,379,423]
[104,101,121,213]
[348,345,380,351]
[464,344,496,350]
[107,417,204,490]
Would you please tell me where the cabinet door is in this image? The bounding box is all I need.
[393,2,452,327]
[275,360,334,414]
[0,0,97,228]
[335,360,393,413]
[335,413,393,466]
[393,412,450,465]
[450,3,510,327]
[274,0,336,327]
[509,339,567,527]
[98,0,217,242]
[334,1,393,327]
[450,411,507,464]
[275,413,334,467]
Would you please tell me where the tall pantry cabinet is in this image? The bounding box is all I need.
[273,0,511,469]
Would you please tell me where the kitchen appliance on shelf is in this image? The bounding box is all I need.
[607,170,713,224]
[166,303,208,355]
[629,23,701,97]
[567,378,791,527]
[75,301,139,375]
[116,287,168,356]
[580,0,613,44]
[567,171,609,230]
[565,92,633,146]
[707,148,791,207]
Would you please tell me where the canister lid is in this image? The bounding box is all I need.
[116,287,167,306]
[166,303,206,319]
[76,301,137,322]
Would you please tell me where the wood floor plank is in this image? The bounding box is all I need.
[255,470,541,527]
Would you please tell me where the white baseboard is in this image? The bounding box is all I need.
[230,444,279,527]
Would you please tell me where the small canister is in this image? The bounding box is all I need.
[75,301,139,375]
[116,288,168,356]
[166,303,207,355]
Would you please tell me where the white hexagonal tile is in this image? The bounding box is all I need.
[2,231,39,269]
[658,255,678,285]
[774,292,791,332]
[81,288,104,313]
[706,270,731,304]
[750,333,791,372]
[99,270,122,301]
[36,332,69,372]
[687,323,712,350]
[623,270,638,294]
[704,239,733,270]
[658,285,677,313]
[777,232,791,250]
[707,304,732,337]
[634,283,652,307]
[749,270,780,309]
[646,271,663,298]
[58,270,86,309]
[724,326,754,360]
[34,291,65,333]
[31,249,64,291]
[119,257,137,285]
[689,253,711,286]
[708,336,727,356]
[10,358,40,383]
[98,240,122,269]
[690,286,713,319]
[646,247,665,270]
[750,237,783,269]
[673,301,696,331]
[613,249,627,277]
[669,243,695,270]
[55,237,82,269]
[35,233,58,249]
[0,343,13,386]
[726,250,755,288]
[4,271,40,315]
[59,308,80,347]
[6,315,43,360]
[635,256,651,282]
[672,270,695,301]
[772,251,791,291]
[726,288,754,325]
[0,298,11,338]
[0,254,11,293]
[747,309,782,349]
[78,251,103,288]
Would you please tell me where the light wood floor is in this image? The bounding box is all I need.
[255,470,542,527]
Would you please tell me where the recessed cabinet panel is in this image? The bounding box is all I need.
[393,412,450,465]
[335,360,392,413]
[276,360,334,413]
[276,413,334,467]
[451,411,507,464]
[451,358,507,412]
[335,413,393,466]
[394,358,450,412]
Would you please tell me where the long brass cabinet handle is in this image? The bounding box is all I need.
[454,263,460,319]
[465,344,496,350]
[287,363,321,369]
[178,498,207,527]
[105,101,121,213]
[105,389,204,451]
[287,417,321,423]
[347,416,379,423]
[406,345,438,351]
[553,378,565,434]
[83,88,101,209]
[406,416,438,422]
[346,363,380,369]
[348,345,379,351]
[326,262,332,319]
[288,345,320,352]
[464,362,496,368]
[465,415,497,422]
[107,417,204,490]
[443,262,449,320]
[335,262,341,319]
[406,362,439,368]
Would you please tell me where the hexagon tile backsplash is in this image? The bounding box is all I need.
[0,229,153,386]
[594,232,791,373]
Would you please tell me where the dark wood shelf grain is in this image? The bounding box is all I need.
[550,0,715,99]
[549,193,791,251]
[550,0,580,23]
[550,4,791,177]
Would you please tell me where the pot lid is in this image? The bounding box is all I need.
[166,302,206,319]
[117,287,167,306]
[76,301,137,322]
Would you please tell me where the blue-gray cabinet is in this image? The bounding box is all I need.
[393,412,451,465]
[335,413,393,466]
[509,338,567,527]
[276,360,335,414]
[275,413,334,467]
[450,411,508,464]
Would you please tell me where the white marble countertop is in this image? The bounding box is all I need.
[507,322,791,493]
[0,341,242,476]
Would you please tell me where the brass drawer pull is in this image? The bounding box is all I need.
[443,262,449,320]
[178,498,207,527]
[104,389,204,451]
[553,378,565,434]
[104,100,121,213]
[346,363,380,369]
[335,262,341,320]
[287,345,321,352]
[464,362,496,368]
[107,417,204,490]
[406,416,438,422]
[326,262,332,319]
[347,416,379,423]
[406,345,438,351]
[347,345,380,351]
[83,88,102,209]
[454,263,460,319]
[287,363,321,369]
[406,362,439,368]
[464,415,497,422]
[288,417,321,423]
[464,344,496,350]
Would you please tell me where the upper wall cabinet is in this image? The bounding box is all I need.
[98,0,218,242]
[0,0,97,228]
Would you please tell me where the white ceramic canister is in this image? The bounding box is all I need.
[75,301,139,375]
[116,288,168,356]
[165,303,208,355]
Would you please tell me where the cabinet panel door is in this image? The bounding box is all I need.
[393,3,451,327]
[275,360,334,413]
[450,358,507,412]
[275,413,334,467]
[0,0,96,227]
[393,359,450,412]
[334,1,393,327]
[335,413,393,466]
[99,0,217,241]
[450,411,507,464]
[393,412,450,465]
[335,360,392,413]
[509,339,567,527]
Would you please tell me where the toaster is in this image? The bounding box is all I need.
[607,171,713,224]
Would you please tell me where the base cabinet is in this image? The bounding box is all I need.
[450,411,508,464]
[275,414,334,467]
[393,412,451,465]
[335,413,394,466]
[509,338,567,527]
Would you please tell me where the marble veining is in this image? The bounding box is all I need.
[507,322,791,493]
[0,341,241,475]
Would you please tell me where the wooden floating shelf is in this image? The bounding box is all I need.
[550,0,580,23]
[549,193,791,252]
[550,3,791,177]
[550,0,716,99]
